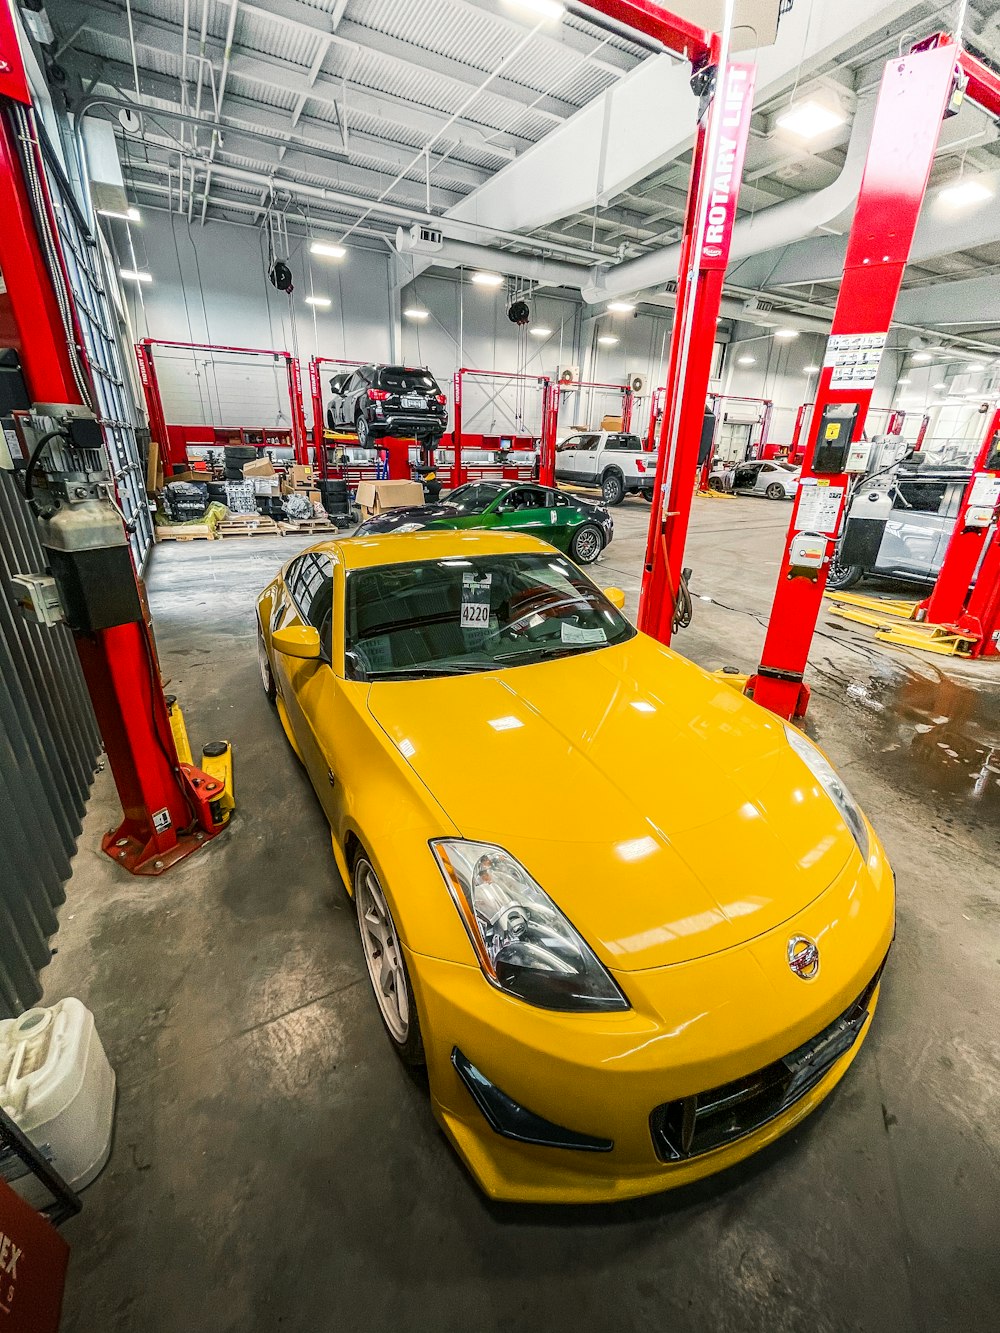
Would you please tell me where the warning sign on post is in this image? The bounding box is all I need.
[795,479,845,535]
[823,332,886,390]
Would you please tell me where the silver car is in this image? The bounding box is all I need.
[711,459,800,499]
[828,469,969,590]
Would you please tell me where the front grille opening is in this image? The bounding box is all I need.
[650,960,885,1163]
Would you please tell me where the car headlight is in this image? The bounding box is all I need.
[784,726,870,859]
[431,840,629,1013]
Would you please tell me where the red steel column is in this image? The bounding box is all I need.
[287,354,308,464]
[135,341,174,469]
[0,100,211,874]
[923,409,1000,624]
[748,43,959,720]
[638,60,756,643]
[960,528,1000,657]
[452,369,465,486]
[539,380,557,486]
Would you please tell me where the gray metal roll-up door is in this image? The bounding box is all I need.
[0,471,101,1017]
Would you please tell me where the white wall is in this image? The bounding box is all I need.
[398,271,677,436]
[118,210,396,409]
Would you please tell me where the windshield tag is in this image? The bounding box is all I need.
[561,623,607,645]
[461,572,492,628]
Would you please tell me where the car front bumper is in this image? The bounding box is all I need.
[407,849,893,1203]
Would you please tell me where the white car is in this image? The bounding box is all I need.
[554,430,653,505]
[712,459,800,500]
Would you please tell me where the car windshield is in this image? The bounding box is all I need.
[443,482,505,512]
[345,552,634,680]
[377,366,439,392]
[775,462,798,472]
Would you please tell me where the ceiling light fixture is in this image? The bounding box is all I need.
[774,328,799,340]
[404,308,429,320]
[471,271,504,287]
[932,381,947,390]
[938,177,993,208]
[99,206,141,222]
[965,363,984,372]
[911,351,932,363]
[803,364,820,373]
[305,295,331,308]
[504,0,565,22]
[119,268,152,283]
[530,326,553,337]
[775,100,846,140]
[597,335,619,346]
[737,355,755,365]
[607,300,635,314]
[310,240,347,259]
[898,378,911,385]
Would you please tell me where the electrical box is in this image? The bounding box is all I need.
[11,573,66,627]
[811,402,860,474]
[845,440,873,473]
[788,532,827,581]
[966,473,1000,529]
[840,488,894,567]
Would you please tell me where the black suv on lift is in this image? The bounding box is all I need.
[326,364,449,447]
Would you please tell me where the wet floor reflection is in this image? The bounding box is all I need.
[834,665,1000,824]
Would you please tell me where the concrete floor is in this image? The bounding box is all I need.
[42,496,1000,1332]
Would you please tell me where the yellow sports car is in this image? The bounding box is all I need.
[256,530,894,1204]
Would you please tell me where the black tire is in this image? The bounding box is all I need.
[826,552,864,591]
[353,853,424,1066]
[356,412,371,449]
[601,470,625,506]
[224,468,244,481]
[765,482,786,500]
[570,523,604,565]
[639,491,652,501]
[225,446,257,463]
[257,626,276,704]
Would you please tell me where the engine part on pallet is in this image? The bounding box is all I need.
[224,479,257,514]
[161,480,209,523]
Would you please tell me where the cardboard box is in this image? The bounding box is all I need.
[601,415,624,431]
[289,464,313,487]
[253,476,281,496]
[243,457,275,477]
[307,489,321,504]
[355,479,424,519]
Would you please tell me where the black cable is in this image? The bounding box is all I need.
[21,429,68,505]
[672,567,693,633]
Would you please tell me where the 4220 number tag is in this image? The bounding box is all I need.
[460,571,492,628]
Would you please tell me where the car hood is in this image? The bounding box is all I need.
[366,635,858,971]
[359,503,458,532]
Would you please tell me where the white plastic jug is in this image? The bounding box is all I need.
[0,998,116,1208]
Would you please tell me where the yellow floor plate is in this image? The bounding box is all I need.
[875,626,972,657]
[823,591,919,619]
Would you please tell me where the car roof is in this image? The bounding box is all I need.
[300,529,555,571]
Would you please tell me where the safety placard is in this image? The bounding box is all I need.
[795,479,845,535]
[823,332,886,389]
[969,473,1000,508]
[460,572,491,628]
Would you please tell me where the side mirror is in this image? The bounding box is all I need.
[272,625,321,660]
[604,587,626,610]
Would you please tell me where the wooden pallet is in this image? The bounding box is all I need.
[278,518,339,535]
[217,516,282,538]
[155,524,215,542]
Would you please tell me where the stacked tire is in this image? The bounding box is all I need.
[224,445,257,480]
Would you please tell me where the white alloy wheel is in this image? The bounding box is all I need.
[355,858,410,1043]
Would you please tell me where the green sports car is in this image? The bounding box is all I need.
[353,480,614,564]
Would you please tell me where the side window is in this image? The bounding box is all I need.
[579,434,600,451]
[289,552,334,650]
[547,490,570,507]
[558,435,583,451]
[895,481,948,514]
[604,434,641,451]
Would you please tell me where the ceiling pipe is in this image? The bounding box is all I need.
[581,94,877,304]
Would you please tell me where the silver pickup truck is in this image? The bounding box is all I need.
[554,430,654,505]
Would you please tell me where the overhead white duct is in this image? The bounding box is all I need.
[393,228,587,290]
[581,95,876,304]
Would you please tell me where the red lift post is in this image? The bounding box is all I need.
[136,338,310,470]
[307,354,365,479]
[749,37,1000,717]
[0,25,228,875]
[919,405,1000,651]
[451,368,557,488]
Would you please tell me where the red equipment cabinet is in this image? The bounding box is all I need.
[749,36,1000,717]
[136,338,310,470]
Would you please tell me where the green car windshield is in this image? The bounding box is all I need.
[443,482,506,512]
[345,552,633,680]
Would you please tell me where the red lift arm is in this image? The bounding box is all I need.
[308,354,365,478]
[748,41,963,719]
